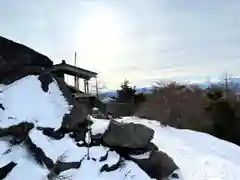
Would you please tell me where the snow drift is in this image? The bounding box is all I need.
[0,75,240,180]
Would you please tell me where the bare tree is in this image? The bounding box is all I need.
[135,82,211,131]
[90,76,107,97]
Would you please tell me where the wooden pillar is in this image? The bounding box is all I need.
[84,80,86,93]
[84,80,89,93]
[74,76,79,90]
[87,81,89,93]
[95,77,99,98]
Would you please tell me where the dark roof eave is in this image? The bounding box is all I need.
[53,63,97,80]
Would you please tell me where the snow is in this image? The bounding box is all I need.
[101,96,114,103]
[119,117,240,180]
[91,117,110,135]
[1,75,240,180]
[0,75,71,129]
[27,128,152,180]
[129,151,151,159]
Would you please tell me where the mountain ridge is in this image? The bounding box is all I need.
[100,77,240,98]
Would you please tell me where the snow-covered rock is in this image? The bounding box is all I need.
[0,75,71,129]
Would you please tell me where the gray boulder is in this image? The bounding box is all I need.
[102,120,154,149]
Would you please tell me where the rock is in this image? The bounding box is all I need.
[0,162,17,179]
[24,137,54,169]
[100,157,125,173]
[131,151,179,180]
[38,72,53,92]
[61,102,89,131]
[52,161,82,175]
[48,155,86,178]
[0,103,4,110]
[102,120,154,149]
[124,142,158,155]
[0,122,34,139]
[54,77,90,131]
[70,129,87,142]
[0,66,45,84]
[0,36,53,83]
[37,127,65,140]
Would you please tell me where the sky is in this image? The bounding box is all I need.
[0,0,240,90]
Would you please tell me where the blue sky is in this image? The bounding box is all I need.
[0,0,240,90]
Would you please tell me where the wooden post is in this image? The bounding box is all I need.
[74,52,77,66]
[74,77,77,89]
[84,80,86,93]
[84,80,88,93]
[74,76,79,90]
[86,80,89,93]
[87,81,89,93]
[77,77,79,90]
[95,77,99,98]
[74,52,79,89]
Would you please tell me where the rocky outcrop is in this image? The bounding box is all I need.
[90,121,180,180]
[0,36,91,132]
[0,36,53,84]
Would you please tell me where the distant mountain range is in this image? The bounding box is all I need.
[99,77,240,99]
[99,87,153,98]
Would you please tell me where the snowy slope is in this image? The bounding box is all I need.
[119,117,240,180]
[1,75,240,180]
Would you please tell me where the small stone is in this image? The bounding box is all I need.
[172,173,179,179]
[0,103,5,110]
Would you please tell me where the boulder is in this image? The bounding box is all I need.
[0,36,53,83]
[102,120,154,149]
[131,151,179,180]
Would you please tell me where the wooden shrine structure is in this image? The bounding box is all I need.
[51,60,107,116]
[52,60,97,95]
